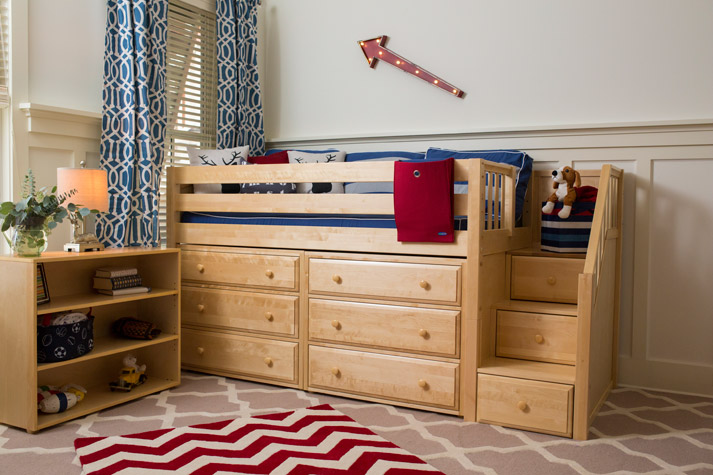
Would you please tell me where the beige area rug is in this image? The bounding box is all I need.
[1,371,712,474]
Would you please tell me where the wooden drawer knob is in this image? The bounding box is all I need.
[196,347,205,355]
[547,276,557,285]
[331,367,341,376]
[419,280,429,289]
[418,329,429,338]
[265,270,274,278]
[517,400,528,411]
[418,379,428,388]
[264,312,274,321]
[331,320,341,329]
[534,334,544,344]
[196,264,205,273]
[332,274,342,284]
[197,304,205,313]
[264,357,273,367]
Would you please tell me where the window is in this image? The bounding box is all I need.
[161,0,217,242]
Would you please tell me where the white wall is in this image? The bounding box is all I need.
[10,0,105,250]
[24,0,713,140]
[261,0,713,141]
[260,0,713,397]
[11,0,713,397]
[28,0,105,113]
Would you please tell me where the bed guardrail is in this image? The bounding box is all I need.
[479,161,516,236]
[574,163,623,439]
[166,158,522,255]
[582,165,623,298]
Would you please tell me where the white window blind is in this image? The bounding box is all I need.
[161,0,217,242]
[0,0,10,108]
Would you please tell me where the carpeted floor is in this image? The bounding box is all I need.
[1,371,712,474]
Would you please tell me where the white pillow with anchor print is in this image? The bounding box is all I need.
[287,150,346,194]
[187,145,250,194]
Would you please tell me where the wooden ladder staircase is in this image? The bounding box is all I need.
[476,165,624,440]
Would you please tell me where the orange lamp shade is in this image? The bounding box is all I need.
[56,168,109,212]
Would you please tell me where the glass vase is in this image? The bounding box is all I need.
[11,221,49,257]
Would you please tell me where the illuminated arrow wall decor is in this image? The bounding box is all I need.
[358,35,465,98]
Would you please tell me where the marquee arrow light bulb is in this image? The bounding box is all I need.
[358,35,465,98]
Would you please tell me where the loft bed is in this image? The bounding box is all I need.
[166,158,622,440]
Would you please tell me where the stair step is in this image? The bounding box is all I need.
[494,299,578,316]
[510,248,585,259]
[478,357,576,385]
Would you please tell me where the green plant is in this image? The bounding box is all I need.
[0,170,95,251]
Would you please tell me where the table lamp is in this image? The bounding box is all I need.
[57,162,109,252]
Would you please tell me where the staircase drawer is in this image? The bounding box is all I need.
[182,250,298,291]
[183,286,297,337]
[511,256,583,304]
[477,374,573,437]
[309,299,459,357]
[309,346,458,410]
[309,258,460,304]
[496,310,577,365]
[182,329,298,384]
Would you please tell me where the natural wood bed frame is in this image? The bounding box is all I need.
[166,158,622,439]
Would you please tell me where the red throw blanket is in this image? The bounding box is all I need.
[576,185,598,203]
[394,158,454,242]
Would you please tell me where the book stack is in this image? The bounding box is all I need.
[93,266,151,296]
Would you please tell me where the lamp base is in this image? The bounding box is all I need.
[64,241,105,252]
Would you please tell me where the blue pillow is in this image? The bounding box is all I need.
[266,149,339,155]
[424,148,533,219]
[344,151,426,194]
[345,151,425,162]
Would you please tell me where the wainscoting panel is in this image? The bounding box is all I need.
[13,103,713,396]
[271,122,713,397]
[648,159,713,365]
[18,103,101,251]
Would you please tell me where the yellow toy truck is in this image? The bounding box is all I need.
[109,355,147,392]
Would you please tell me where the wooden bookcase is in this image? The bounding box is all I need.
[0,247,180,433]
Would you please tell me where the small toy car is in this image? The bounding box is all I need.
[109,366,147,392]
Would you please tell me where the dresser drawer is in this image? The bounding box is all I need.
[477,374,573,437]
[309,299,459,357]
[182,250,298,291]
[309,258,460,304]
[182,329,298,384]
[496,311,577,365]
[511,256,583,304]
[309,346,458,410]
[183,286,297,337]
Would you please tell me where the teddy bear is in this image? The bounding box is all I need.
[542,165,581,219]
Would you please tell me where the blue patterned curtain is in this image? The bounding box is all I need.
[97,0,167,247]
[216,0,265,154]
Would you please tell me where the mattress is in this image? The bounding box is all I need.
[181,212,470,230]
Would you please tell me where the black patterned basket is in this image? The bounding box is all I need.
[37,315,95,363]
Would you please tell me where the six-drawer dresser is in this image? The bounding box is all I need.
[179,245,466,415]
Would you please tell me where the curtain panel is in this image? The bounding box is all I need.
[97,0,168,247]
[216,0,265,155]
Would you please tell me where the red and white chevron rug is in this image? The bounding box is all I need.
[74,404,445,474]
